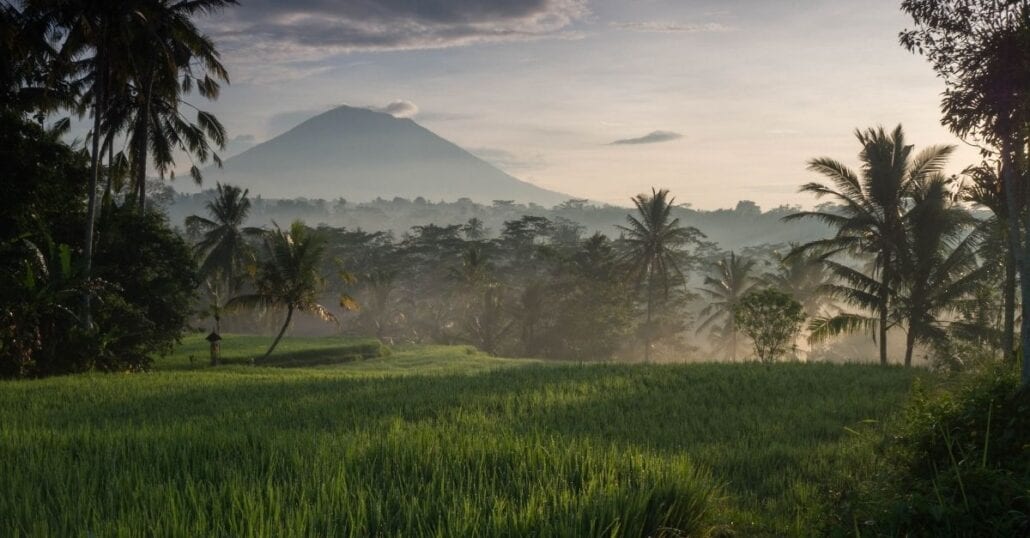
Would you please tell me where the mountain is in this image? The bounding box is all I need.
[206,106,572,206]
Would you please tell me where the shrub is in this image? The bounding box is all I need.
[733,288,805,362]
[92,206,198,371]
[835,363,1030,535]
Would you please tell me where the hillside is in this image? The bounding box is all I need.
[204,106,571,206]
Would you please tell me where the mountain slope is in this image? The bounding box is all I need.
[206,106,571,206]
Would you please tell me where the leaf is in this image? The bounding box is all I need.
[339,294,360,312]
[808,314,878,344]
[58,243,72,278]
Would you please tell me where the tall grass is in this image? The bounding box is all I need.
[0,336,922,536]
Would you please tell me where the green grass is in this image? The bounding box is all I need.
[164,333,390,370]
[0,335,924,536]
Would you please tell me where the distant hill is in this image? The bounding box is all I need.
[205,105,572,206]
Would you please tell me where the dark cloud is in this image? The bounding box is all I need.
[209,0,587,53]
[610,130,683,145]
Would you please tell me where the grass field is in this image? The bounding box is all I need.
[0,334,924,536]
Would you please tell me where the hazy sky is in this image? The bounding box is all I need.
[191,0,978,208]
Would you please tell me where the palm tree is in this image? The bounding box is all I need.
[894,176,986,366]
[185,183,262,290]
[0,5,77,117]
[227,221,345,359]
[961,162,1019,360]
[696,252,758,361]
[764,246,833,317]
[23,0,129,327]
[617,188,700,361]
[89,0,232,213]
[22,0,235,324]
[785,125,954,365]
[356,269,400,339]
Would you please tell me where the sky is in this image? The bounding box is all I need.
[186,0,979,209]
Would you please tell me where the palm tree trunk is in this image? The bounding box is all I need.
[263,306,293,359]
[644,269,654,362]
[1001,136,1029,387]
[82,47,107,329]
[730,317,737,362]
[878,257,892,366]
[904,326,915,367]
[99,133,113,218]
[1014,142,1030,388]
[1004,242,1016,362]
[135,75,153,214]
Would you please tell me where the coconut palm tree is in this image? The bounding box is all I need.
[227,221,345,359]
[121,11,230,212]
[696,252,758,361]
[87,0,232,213]
[903,3,1030,383]
[355,269,401,339]
[185,183,262,289]
[785,125,954,365]
[21,0,235,324]
[617,188,700,361]
[961,162,1019,359]
[894,176,987,366]
[764,245,833,317]
[22,0,129,327]
[0,5,77,117]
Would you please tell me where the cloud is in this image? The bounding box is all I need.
[208,0,588,58]
[610,130,683,145]
[370,100,420,118]
[610,21,731,33]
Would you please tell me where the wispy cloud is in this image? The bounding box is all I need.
[208,0,589,56]
[370,100,420,118]
[610,21,731,33]
[610,130,683,145]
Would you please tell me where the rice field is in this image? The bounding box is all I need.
[0,335,923,536]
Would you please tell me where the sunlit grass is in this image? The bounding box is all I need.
[0,335,924,536]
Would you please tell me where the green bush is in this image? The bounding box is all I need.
[92,206,198,371]
[835,364,1030,536]
[733,288,806,362]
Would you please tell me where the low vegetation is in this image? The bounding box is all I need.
[833,363,1030,535]
[0,336,921,536]
[168,333,388,369]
